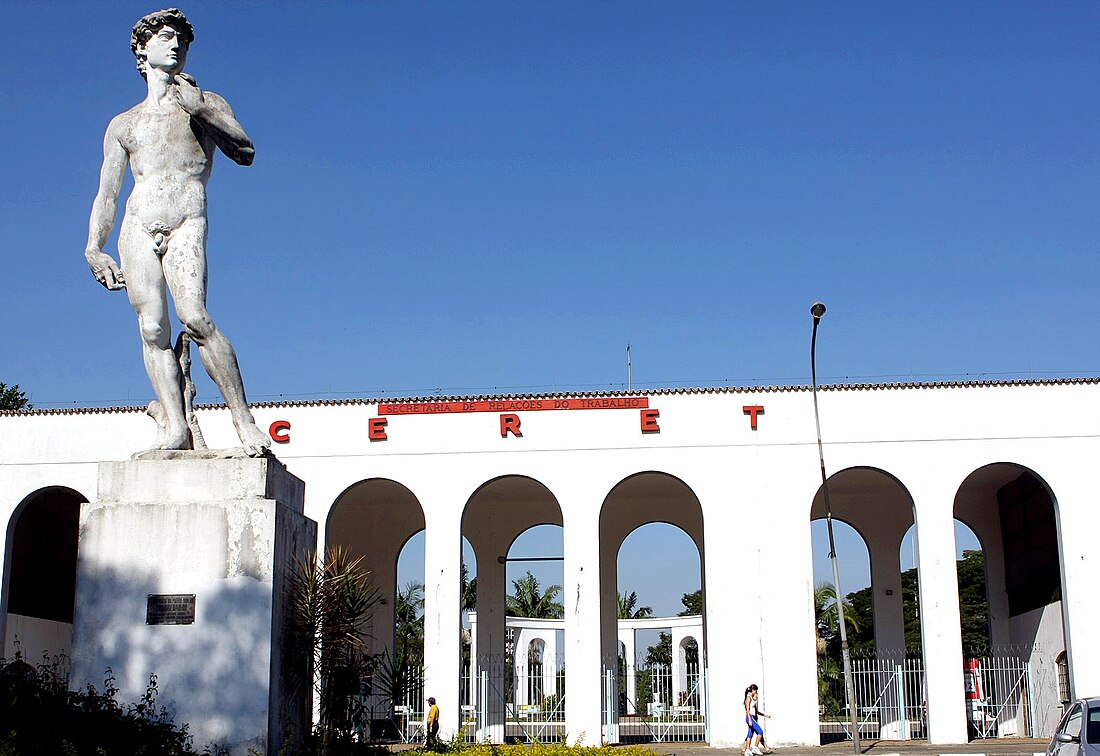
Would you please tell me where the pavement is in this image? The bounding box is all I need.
[640,740,1050,756]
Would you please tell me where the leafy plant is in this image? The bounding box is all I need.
[286,546,382,749]
[0,655,197,754]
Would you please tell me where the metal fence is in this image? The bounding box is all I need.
[818,654,1034,743]
[611,656,708,743]
[466,652,567,743]
[969,656,1034,739]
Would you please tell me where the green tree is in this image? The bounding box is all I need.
[618,590,653,619]
[0,382,30,411]
[902,567,922,653]
[461,561,477,611]
[957,549,990,654]
[844,585,876,656]
[678,589,702,616]
[394,580,425,695]
[645,632,673,666]
[814,581,863,651]
[506,571,563,618]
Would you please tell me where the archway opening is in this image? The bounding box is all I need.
[953,463,1065,738]
[461,475,563,743]
[600,472,706,743]
[325,478,425,738]
[810,467,920,742]
[2,487,86,662]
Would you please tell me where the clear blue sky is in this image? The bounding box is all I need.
[1,3,1093,624]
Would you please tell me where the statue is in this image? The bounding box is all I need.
[84,8,270,457]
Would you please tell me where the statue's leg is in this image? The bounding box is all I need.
[118,219,190,450]
[163,221,270,456]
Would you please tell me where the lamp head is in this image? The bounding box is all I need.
[810,301,827,320]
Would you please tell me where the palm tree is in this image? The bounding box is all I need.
[618,590,653,619]
[814,581,862,651]
[461,562,477,612]
[506,571,563,618]
[394,581,425,670]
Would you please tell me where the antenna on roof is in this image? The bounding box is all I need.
[627,342,632,391]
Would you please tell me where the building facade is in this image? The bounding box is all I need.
[1,379,1096,747]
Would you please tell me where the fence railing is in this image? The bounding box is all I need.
[817,654,1033,743]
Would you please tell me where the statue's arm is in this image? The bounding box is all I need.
[85,118,128,291]
[175,77,255,166]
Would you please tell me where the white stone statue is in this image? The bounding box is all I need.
[84,8,270,457]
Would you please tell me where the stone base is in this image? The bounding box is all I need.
[71,456,316,755]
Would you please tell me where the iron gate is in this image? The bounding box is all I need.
[818,655,1034,742]
[610,656,708,743]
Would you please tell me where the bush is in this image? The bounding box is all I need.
[0,654,202,755]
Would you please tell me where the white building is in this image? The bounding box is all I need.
[1,379,1096,747]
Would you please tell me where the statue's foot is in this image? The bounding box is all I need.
[153,422,191,451]
[236,421,272,458]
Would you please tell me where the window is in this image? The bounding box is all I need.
[1086,705,1100,745]
[1061,704,1082,739]
[1056,652,1070,704]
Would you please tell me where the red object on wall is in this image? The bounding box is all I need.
[500,414,522,438]
[269,420,291,444]
[368,417,388,441]
[640,408,660,433]
[379,397,649,415]
[743,405,764,430]
[964,658,983,700]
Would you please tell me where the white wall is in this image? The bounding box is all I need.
[3,379,1099,746]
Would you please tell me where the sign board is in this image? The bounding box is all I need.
[146,593,196,625]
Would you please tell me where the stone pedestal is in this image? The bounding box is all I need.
[70,456,316,755]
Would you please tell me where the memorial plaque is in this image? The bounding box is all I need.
[146,593,196,625]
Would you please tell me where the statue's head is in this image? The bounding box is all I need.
[131,8,195,79]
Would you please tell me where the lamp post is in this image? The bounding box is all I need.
[810,301,861,753]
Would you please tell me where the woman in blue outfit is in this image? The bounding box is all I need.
[743,684,773,755]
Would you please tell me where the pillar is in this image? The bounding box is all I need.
[562,498,604,744]
[912,483,968,744]
[422,500,462,740]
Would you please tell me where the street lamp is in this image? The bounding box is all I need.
[810,302,861,753]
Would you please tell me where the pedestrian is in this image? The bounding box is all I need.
[743,684,772,755]
[426,696,440,747]
[751,684,775,753]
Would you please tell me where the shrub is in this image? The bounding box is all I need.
[0,654,200,755]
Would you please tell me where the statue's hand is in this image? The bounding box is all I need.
[173,73,206,116]
[86,250,126,291]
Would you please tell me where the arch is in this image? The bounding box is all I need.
[325,478,426,662]
[600,471,707,739]
[808,466,920,740]
[461,475,564,742]
[953,462,1066,736]
[809,467,916,657]
[2,486,88,661]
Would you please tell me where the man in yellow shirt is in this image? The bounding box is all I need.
[426,696,440,747]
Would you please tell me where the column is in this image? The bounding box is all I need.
[1044,463,1100,702]
[620,627,637,714]
[562,500,604,744]
[422,501,462,740]
[867,529,907,739]
[473,544,506,742]
[913,486,968,744]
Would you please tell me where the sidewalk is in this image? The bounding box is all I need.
[641,740,1049,756]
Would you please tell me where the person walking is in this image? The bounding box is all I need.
[751,684,775,753]
[743,684,773,755]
